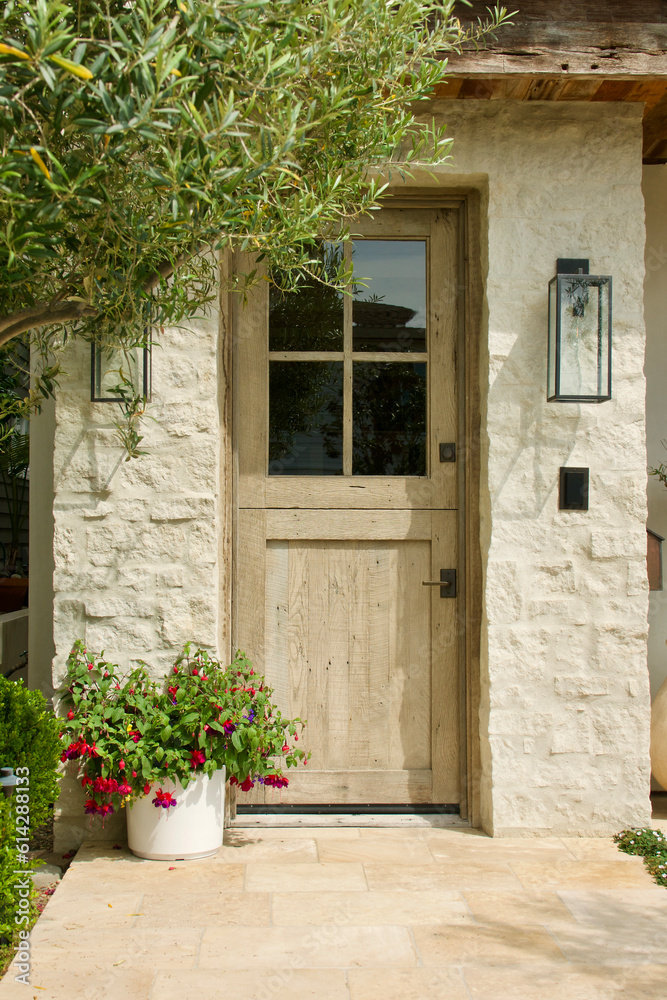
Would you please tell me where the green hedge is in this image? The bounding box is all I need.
[0,797,22,940]
[0,677,61,833]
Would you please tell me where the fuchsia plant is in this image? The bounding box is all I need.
[58,641,309,816]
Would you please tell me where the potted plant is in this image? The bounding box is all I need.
[58,641,308,860]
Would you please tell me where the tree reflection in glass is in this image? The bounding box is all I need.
[269,243,344,351]
[269,362,343,475]
[352,241,426,352]
[353,362,426,475]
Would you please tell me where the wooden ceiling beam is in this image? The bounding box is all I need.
[444,49,667,78]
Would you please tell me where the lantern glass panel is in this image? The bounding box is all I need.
[92,345,149,401]
[556,276,610,399]
[548,277,558,399]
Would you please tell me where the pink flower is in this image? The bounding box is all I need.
[282,744,290,753]
[61,739,88,761]
[190,749,206,769]
[67,710,74,720]
[240,776,254,792]
[264,774,289,789]
[132,770,137,777]
[143,782,151,795]
[93,776,119,794]
[118,781,132,796]
[152,788,177,809]
[118,760,125,770]
[87,663,94,671]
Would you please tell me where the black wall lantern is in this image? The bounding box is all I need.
[547,258,612,403]
[91,341,151,402]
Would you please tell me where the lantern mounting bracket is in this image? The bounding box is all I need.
[557,258,589,275]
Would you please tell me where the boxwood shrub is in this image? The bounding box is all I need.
[0,676,61,832]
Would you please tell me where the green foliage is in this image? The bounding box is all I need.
[0,677,61,832]
[58,640,309,815]
[650,462,667,489]
[614,827,667,888]
[0,0,510,428]
[0,797,20,940]
[0,797,39,962]
[643,853,667,887]
[106,368,153,460]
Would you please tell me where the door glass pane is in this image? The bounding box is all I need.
[353,362,426,475]
[269,243,344,351]
[352,241,426,352]
[269,362,343,475]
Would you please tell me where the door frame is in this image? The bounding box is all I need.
[225,188,483,826]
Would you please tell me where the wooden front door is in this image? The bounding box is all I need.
[234,205,462,806]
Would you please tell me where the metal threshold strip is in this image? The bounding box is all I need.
[232,803,466,828]
[236,803,460,815]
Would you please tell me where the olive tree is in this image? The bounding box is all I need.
[0,0,508,431]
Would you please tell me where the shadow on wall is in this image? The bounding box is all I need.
[486,302,582,522]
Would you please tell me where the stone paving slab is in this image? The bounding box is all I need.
[0,826,665,998]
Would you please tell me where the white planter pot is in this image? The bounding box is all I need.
[126,768,225,861]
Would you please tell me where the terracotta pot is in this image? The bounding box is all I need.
[0,578,28,614]
[126,768,225,861]
[650,677,667,791]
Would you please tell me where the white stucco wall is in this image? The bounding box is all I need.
[39,99,652,844]
[407,100,652,835]
[46,301,222,847]
[643,164,667,790]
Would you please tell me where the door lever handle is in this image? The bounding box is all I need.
[422,569,456,598]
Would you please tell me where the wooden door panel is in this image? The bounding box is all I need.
[239,509,458,805]
[235,204,462,808]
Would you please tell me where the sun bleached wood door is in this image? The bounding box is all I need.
[234,206,461,805]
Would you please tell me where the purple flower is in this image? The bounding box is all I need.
[152,788,177,809]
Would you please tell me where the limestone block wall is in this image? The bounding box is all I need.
[410,100,652,835]
[643,164,667,789]
[46,299,223,847]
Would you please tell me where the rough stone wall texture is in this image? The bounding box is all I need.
[49,301,221,848]
[409,100,651,835]
[643,164,667,790]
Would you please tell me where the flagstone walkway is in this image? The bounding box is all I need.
[1,822,666,999]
